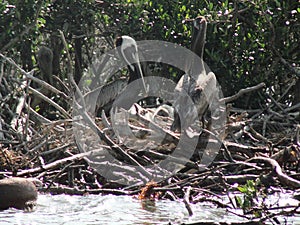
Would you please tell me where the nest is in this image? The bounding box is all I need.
[1,51,300,223]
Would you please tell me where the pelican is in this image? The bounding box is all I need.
[37,46,53,85]
[85,35,147,114]
[171,16,217,132]
[115,35,147,90]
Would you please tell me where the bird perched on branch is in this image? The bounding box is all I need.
[171,16,217,132]
[30,46,54,109]
[85,35,147,115]
[37,46,53,85]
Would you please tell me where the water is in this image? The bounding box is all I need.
[0,193,299,224]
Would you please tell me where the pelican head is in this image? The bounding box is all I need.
[191,16,207,59]
[115,35,147,93]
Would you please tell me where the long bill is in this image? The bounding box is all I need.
[134,52,148,95]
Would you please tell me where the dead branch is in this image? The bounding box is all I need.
[17,149,102,177]
[28,87,70,118]
[0,53,69,100]
[183,186,193,216]
[221,82,265,103]
[248,156,300,188]
[40,185,134,195]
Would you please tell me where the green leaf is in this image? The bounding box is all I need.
[235,196,243,208]
[237,186,247,193]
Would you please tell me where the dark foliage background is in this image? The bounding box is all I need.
[1,0,299,110]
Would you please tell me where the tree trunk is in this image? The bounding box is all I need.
[74,38,83,84]
[50,34,63,77]
[293,78,300,105]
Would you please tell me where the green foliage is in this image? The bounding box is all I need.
[235,180,263,217]
[100,0,299,108]
[202,0,299,107]
[1,0,299,109]
[236,180,258,210]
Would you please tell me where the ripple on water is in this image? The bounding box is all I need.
[0,192,299,224]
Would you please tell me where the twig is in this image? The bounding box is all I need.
[25,104,51,123]
[272,48,300,78]
[276,78,297,103]
[17,149,103,176]
[202,128,235,163]
[183,186,193,216]
[28,86,70,118]
[259,204,300,223]
[265,92,285,112]
[0,53,69,100]
[284,102,300,113]
[0,61,4,83]
[221,82,265,103]
[40,185,135,195]
[101,109,111,129]
[58,30,76,90]
[262,114,271,137]
[296,125,300,147]
[248,125,269,143]
[225,140,268,155]
[40,143,73,156]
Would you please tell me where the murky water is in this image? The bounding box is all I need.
[0,193,299,224]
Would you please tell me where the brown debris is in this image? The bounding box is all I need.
[138,181,161,200]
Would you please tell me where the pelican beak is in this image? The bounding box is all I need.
[134,52,148,95]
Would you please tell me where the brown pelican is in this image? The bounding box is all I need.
[31,46,54,109]
[85,35,147,114]
[37,46,53,85]
[171,16,217,132]
[191,17,207,58]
